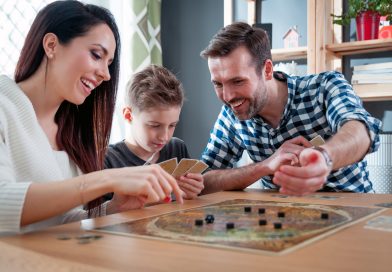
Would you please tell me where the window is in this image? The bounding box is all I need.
[0,0,53,77]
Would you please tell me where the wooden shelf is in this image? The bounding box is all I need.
[271,46,307,62]
[326,38,392,57]
[353,84,392,102]
[326,38,392,101]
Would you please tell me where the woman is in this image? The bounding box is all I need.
[0,0,182,234]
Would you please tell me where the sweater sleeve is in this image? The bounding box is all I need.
[0,133,108,234]
[0,124,31,233]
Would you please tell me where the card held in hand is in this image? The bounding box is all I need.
[158,158,209,177]
[158,158,178,175]
[171,159,198,178]
[186,161,209,174]
[310,135,325,147]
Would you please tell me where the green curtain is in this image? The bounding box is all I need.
[130,0,162,72]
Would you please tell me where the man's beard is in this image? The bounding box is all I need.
[235,90,267,120]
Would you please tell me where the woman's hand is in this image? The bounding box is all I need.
[104,165,183,213]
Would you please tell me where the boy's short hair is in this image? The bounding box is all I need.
[125,64,184,111]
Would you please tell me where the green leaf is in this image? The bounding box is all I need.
[331,0,392,25]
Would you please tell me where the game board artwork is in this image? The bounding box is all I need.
[94,199,383,255]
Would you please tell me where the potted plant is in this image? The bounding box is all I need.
[331,0,392,41]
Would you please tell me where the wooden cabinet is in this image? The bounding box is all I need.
[271,0,392,101]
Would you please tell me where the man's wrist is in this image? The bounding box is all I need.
[311,146,333,169]
[254,161,272,177]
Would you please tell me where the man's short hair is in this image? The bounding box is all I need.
[200,22,271,74]
[125,64,184,111]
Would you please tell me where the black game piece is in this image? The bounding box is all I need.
[321,213,329,219]
[226,222,235,229]
[205,214,215,224]
[244,206,252,213]
[273,222,282,229]
[259,219,267,226]
[278,212,285,218]
[195,219,203,226]
[258,208,265,214]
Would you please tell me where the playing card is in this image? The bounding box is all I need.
[310,135,325,146]
[186,161,209,174]
[364,216,392,232]
[307,194,341,200]
[171,159,198,178]
[374,202,392,208]
[158,158,178,174]
[271,194,290,198]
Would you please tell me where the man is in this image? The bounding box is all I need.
[200,22,381,196]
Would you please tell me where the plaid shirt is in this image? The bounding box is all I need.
[202,71,382,192]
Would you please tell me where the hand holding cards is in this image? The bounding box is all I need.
[158,158,208,177]
[158,158,208,200]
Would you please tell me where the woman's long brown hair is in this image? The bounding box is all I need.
[14,1,121,214]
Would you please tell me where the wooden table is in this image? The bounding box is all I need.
[1,190,391,272]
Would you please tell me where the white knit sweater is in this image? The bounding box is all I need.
[0,75,103,234]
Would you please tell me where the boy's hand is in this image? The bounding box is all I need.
[177,173,204,200]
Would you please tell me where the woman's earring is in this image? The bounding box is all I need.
[48,54,53,59]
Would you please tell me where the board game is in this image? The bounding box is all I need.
[94,199,383,255]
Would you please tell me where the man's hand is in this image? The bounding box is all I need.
[263,136,312,175]
[273,147,331,196]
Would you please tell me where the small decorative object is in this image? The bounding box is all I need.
[379,25,392,38]
[331,0,392,41]
[380,15,391,27]
[283,25,300,48]
[379,16,392,39]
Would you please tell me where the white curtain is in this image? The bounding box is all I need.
[108,0,162,143]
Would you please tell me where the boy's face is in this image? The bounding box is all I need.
[128,106,181,154]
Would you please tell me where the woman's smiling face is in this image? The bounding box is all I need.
[47,23,116,105]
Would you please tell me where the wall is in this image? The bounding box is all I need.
[161,0,224,158]
[233,0,307,48]
[233,0,308,75]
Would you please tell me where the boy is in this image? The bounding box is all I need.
[105,65,204,200]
